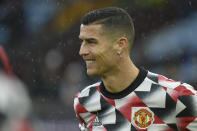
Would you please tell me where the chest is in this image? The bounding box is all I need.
[81,91,178,130]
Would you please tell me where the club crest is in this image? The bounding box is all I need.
[133,108,154,129]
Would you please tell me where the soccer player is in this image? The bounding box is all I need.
[74,7,197,131]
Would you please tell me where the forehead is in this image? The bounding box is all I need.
[79,24,103,39]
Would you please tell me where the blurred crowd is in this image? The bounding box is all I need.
[0,0,197,130]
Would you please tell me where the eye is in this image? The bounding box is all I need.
[86,39,97,44]
[88,41,96,44]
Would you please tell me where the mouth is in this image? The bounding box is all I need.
[85,60,95,66]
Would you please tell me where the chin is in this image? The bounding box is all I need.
[87,69,99,76]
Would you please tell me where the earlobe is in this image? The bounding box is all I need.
[117,51,123,58]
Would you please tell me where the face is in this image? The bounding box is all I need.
[79,24,119,77]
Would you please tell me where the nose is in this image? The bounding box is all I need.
[79,42,89,57]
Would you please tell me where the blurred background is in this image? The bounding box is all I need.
[0,0,197,130]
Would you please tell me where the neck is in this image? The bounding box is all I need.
[101,57,139,93]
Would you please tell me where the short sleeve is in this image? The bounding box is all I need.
[74,92,89,131]
[176,84,197,130]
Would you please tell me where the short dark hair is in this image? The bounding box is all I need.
[81,7,135,50]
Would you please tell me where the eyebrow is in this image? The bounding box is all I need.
[79,37,98,42]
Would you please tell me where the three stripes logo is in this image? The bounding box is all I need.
[93,116,102,126]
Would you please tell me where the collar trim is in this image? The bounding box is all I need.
[100,67,148,99]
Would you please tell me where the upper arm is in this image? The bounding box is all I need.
[176,85,197,130]
[74,92,89,130]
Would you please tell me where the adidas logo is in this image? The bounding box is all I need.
[93,116,102,126]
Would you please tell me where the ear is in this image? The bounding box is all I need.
[116,37,128,53]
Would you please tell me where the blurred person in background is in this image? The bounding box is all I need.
[0,45,34,131]
[74,7,197,131]
[59,62,85,109]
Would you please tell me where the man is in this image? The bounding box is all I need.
[74,7,197,131]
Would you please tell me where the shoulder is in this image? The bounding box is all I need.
[74,82,102,112]
[75,82,101,98]
[146,70,196,95]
